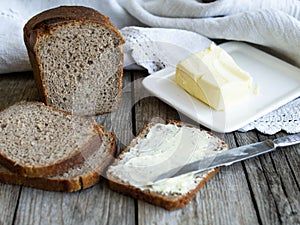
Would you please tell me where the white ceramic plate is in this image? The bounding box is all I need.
[142,42,300,133]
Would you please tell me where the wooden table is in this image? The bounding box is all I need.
[0,70,299,225]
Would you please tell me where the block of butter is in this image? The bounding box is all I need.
[174,43,253,110]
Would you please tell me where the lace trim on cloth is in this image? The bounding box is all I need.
[121,27,167,73]
[121,26,212,74]
[239,98,300,135]
[121,27,300,135]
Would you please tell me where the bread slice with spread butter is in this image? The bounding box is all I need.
[106,121,228,210]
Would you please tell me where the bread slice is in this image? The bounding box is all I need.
[23,6,125,115]
[0,131,116,192]
[0,101,103,177]
[106,121,228,210]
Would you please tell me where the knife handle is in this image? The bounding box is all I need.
[273,133,300,148]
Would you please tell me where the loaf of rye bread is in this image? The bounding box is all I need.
[106,121,228,210]
[0,131,116,192]
[0,101,104,177]
[23,6,125,115]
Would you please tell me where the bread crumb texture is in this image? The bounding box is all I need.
[58,132,113,179]
[37,23,123,115]
[0,102,97,166]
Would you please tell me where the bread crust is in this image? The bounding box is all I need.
[108,167,220,210]
[0,101,103,177]
[24,6,125,53]
[23,6,125,114]
[80,132,116,190]
[0,132,116,192]
[0,130,101,177]
[106,121,227,210]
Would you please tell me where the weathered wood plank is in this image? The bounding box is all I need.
[235,131,300,225]
[14,183,135,225]
[234,131,279,225]
[0,72,40,110]
[258,132,300,225]
[133,71,180,131]
[133,72,260,225]
[0,184,21,225]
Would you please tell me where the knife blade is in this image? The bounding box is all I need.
[152,133,300,183]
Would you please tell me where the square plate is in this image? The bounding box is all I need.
[142,42,300,133]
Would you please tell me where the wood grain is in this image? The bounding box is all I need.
[0,184,21,225]
[14,183,135,225]
[0,72,40,110]
[235,131,300,225]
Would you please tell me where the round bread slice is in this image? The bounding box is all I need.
[0,131,116,192]
[106,121,228,210]
[23,6,125,115]
[0,101,102,177]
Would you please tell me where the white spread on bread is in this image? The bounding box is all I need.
[108,123,227,195]
[174,43,253,110]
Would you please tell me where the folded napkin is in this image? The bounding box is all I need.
[119,0,300,68]
[122,26,212,73]
[0,0,299,134]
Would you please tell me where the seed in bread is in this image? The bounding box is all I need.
[106,121,228,210]
[0,101,102,177]
[23,6,125,115]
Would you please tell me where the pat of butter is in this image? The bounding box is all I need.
[174,43,253,110]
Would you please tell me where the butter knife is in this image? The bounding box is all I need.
[153,133,300,183]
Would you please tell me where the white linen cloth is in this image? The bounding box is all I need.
[0,0,299,134]
[119,0,300,68]
[121,26,212,73]
[0,0,141,73]
[1,0,300,74]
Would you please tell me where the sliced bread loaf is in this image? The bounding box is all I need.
[106,121,228,210]
[23,6,125,115]
[0,101,102,177]
[0,131,116,192]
